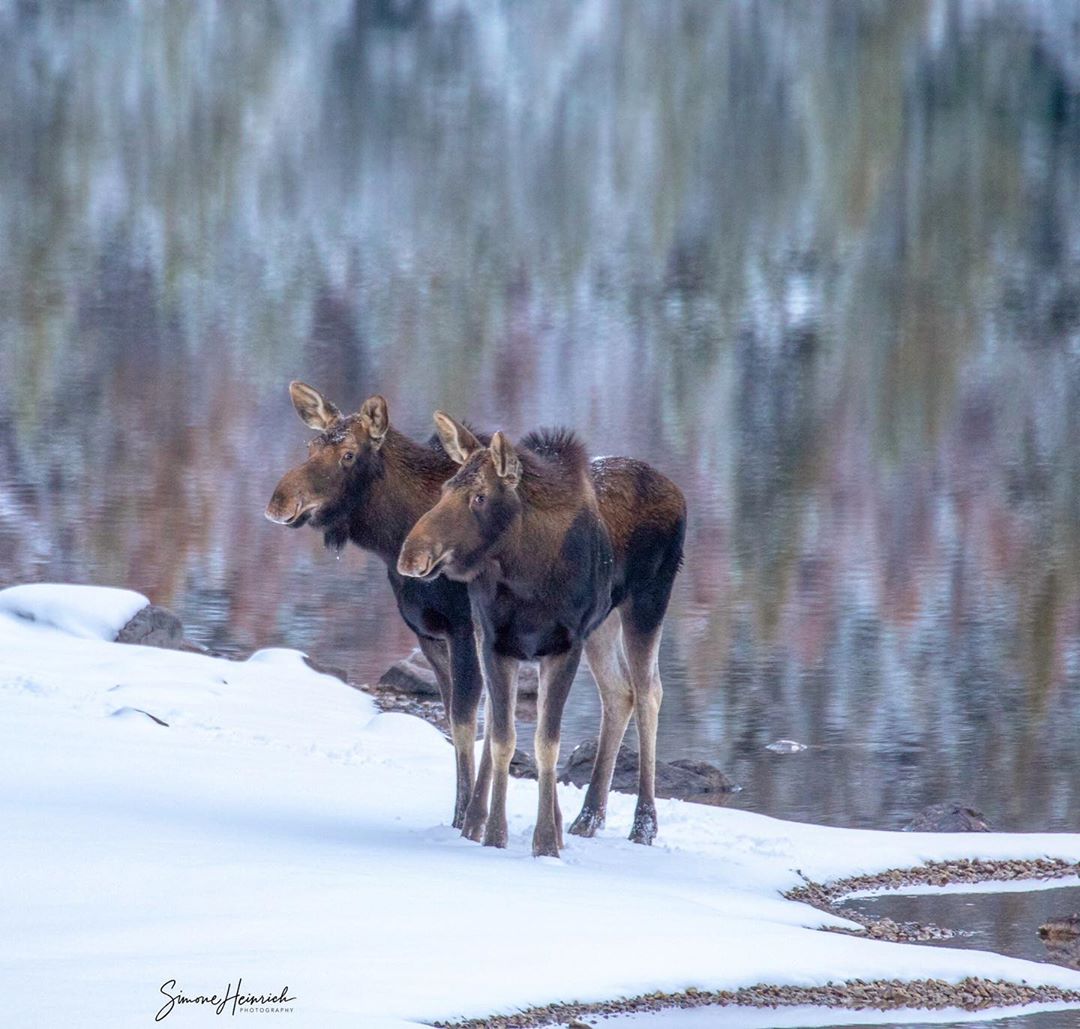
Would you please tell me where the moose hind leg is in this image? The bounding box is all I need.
[623,622,663,845]
[570,611,633,838]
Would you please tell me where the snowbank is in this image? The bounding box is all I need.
[2,584,1079,1028]
[0,582,147,640]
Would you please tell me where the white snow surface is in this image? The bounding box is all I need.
[0,581,147,640]
[2,583,1080,1028]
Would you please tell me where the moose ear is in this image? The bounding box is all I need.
[289,381,341,430]
[433,411,482,465]
[359,395,389,448]
[490,431,521,487]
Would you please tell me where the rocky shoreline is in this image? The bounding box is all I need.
[435,976,1080,1028]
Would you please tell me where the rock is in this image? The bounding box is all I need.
[378,648,539,698]
[559,737,638,789]
[1039,915,1080,970]
[559,738,738,798]
[378,649,441,697]
[114,605,185,649]
[301,653,349,683]
[509,748,538,780]
[662,758,739,796]
[766,738,808,753]
[1038,915,1080,942]
[903,802,992,833]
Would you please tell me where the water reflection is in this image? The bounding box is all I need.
[2,0,1080,837]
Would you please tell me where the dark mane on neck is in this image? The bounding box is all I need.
[518,427,590,508]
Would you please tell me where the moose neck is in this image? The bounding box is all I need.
[347,427,457,565]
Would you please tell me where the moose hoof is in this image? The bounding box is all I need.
[532,831,561,859]
[629,810,657,846]
[482,823,508,849]
[568,807,604,838]
[461,811,487,842]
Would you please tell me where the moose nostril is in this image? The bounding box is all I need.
[398,544,435,577]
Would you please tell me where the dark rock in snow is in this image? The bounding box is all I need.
[378,648,539,697]
[378,649,441,696]
[301,654,348,683]
[663,758,738,795]
[903,801,992,833]
[559,738,738,799]
[559,737,639,789]
[509,748,538,780]
[115,605,185,649]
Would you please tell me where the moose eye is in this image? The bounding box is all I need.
[471,493,486,509]
[341,451,356,466]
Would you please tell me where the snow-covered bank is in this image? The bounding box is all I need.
[2,584,1080,1028]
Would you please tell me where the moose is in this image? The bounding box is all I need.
[399,413,685,857]
[265,383,486,830]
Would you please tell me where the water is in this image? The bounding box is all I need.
[2,2,1080,1019]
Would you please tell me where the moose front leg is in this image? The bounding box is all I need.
[534,643,583,858]
[462,725,492,842]
[414,635,467,828]
[447,630,483,830]
[477,648,519,849]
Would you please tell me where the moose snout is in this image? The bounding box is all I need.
[397,538,446,579]
[265,487,311,526]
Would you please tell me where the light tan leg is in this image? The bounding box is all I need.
[624,622,663,845]
[533,643,582,857]
[569,610,633,837]
[478,646,518,849]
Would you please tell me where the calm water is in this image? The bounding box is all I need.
[2,2,1080,1005]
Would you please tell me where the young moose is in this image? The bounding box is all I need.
[399,414,686,857]
[265,383,485,829]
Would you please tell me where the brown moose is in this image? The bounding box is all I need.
[265,383,485,829]
[399,413,685,857]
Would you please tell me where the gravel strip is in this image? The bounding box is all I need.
[787,858,1079,943]
[359,682,448,728]
[787,858,1080,907]
[434,977,1080,1028]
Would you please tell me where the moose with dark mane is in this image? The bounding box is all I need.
[266,383,485,830]
[266,383,685,857]
[399,413,685,857]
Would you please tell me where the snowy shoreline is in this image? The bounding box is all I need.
[3,583,1080,1028]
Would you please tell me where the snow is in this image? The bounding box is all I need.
[2,583,1080,1029]
[0,582,147,640]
